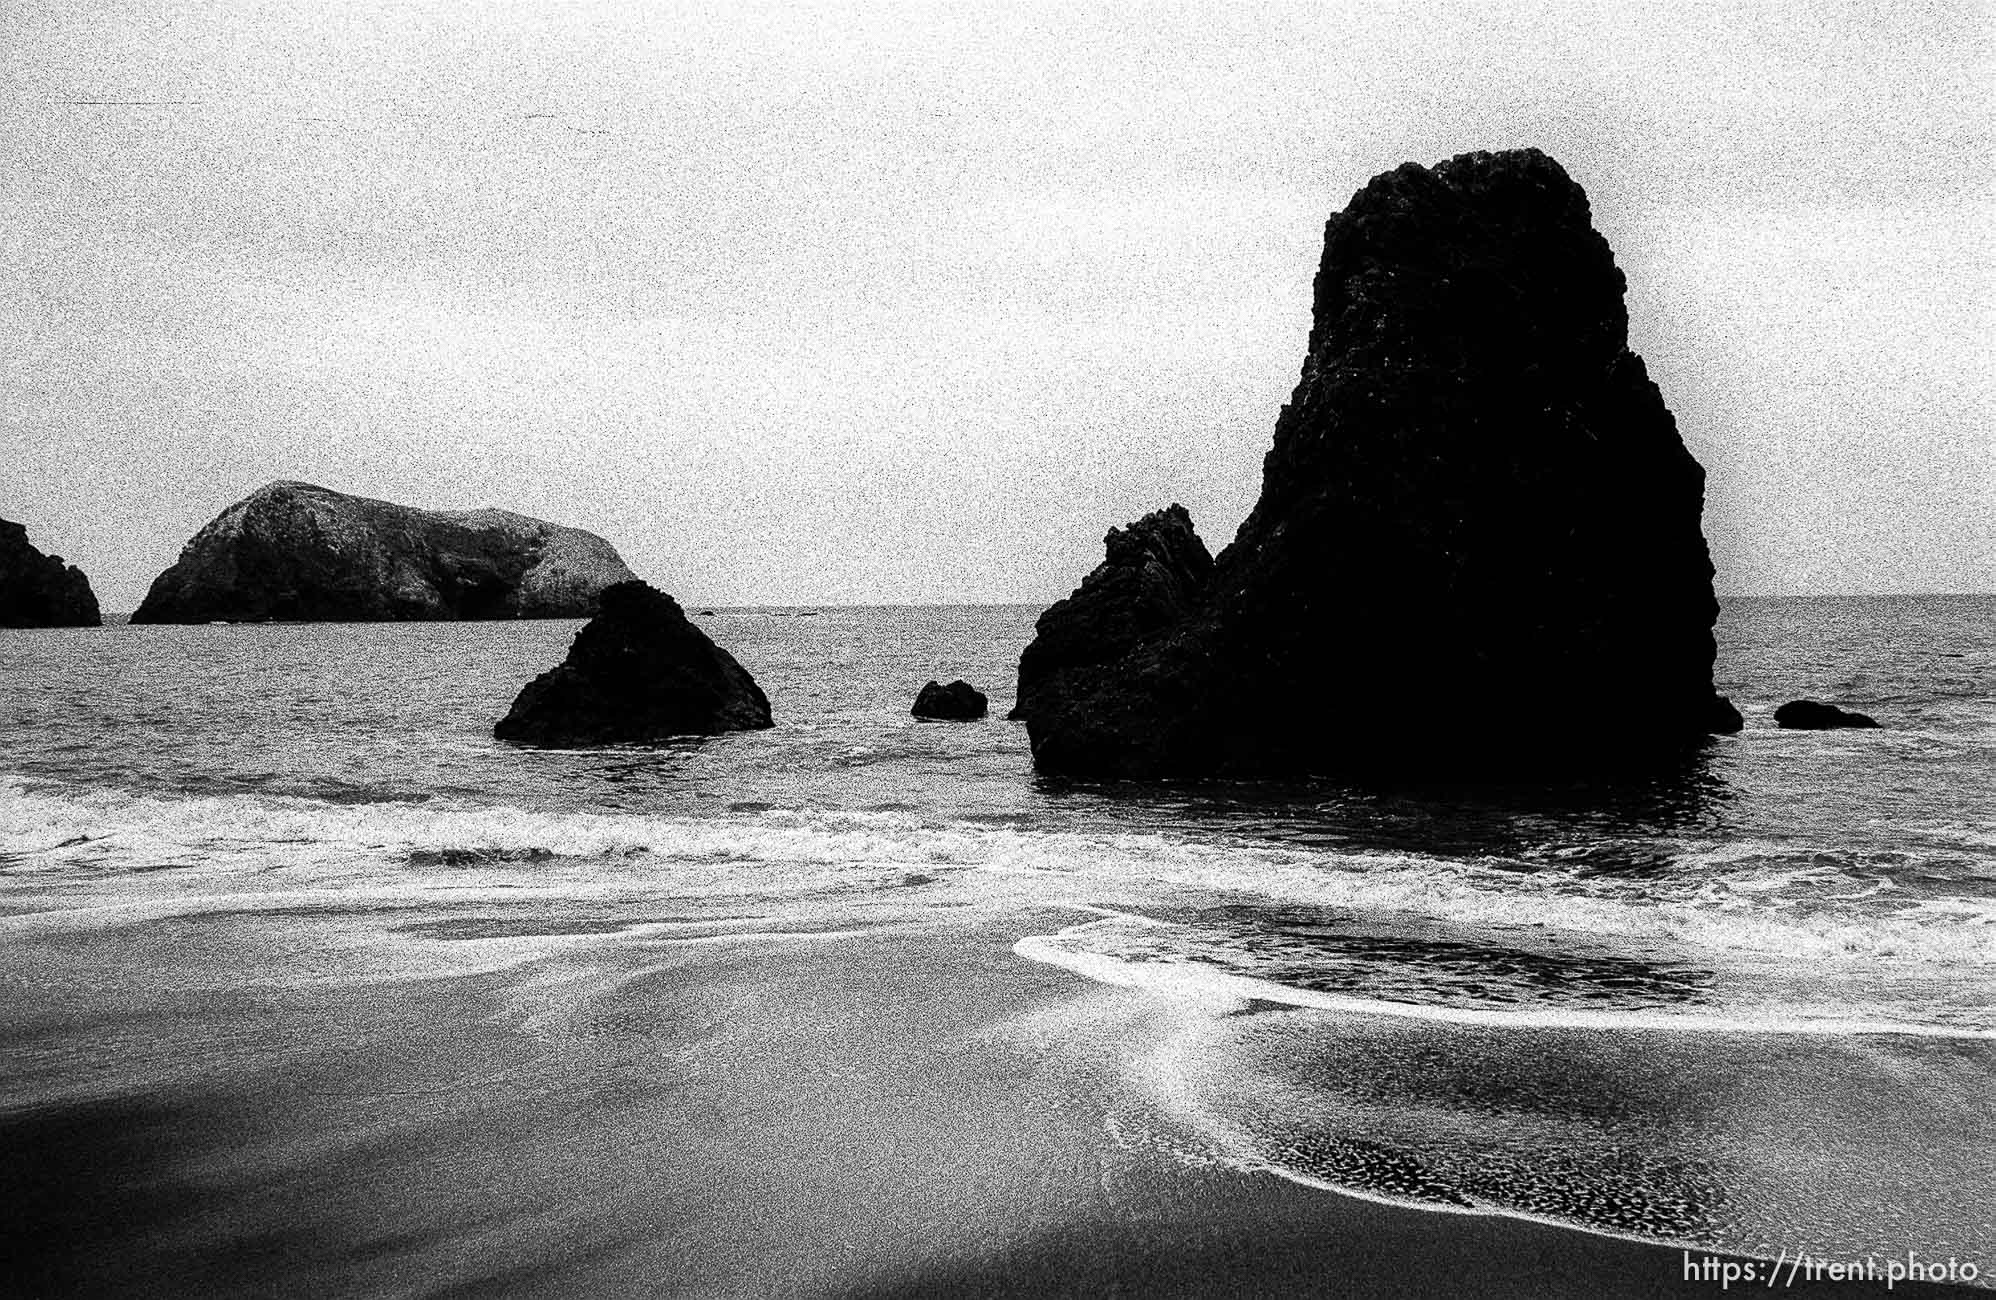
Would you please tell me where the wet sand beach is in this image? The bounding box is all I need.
[2,899,1979,1298]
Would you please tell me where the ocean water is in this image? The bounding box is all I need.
[2,596,1991,1283]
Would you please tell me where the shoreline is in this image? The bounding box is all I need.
[2,898,1985,1297]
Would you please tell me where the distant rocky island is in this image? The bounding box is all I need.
[1016,148,1741,779]
[494,580,772,746]
[0,517,101,628]
[131,481,638,623]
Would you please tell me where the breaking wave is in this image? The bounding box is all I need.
[3,776,1991,984]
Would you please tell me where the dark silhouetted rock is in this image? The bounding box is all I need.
[1019,149,1739,779]
[494,581,772,746]
[0,518,101,628]
[132,481,637,623]
[1009,504,1212,722]
[912,680,988,721]
[1775,700,1879,730]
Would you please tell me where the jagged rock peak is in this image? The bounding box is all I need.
[1009,504,1212,723]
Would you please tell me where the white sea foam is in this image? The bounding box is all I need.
[0,778,990,872]
[1015,918,1996,1039]
[2,777,1991,969]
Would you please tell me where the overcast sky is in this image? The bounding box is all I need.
[4,0,1990,609]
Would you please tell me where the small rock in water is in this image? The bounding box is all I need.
[494,580,772,747]
[912,680,988,721]
[1774,699,1880,730]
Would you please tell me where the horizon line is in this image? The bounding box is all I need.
[89,589,1996,621]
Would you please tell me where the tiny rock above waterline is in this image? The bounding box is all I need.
[132,481,638,623]
[912,679,989,721]
[0,517,101,628]
[1016,148,1742,780]
[493,579,772,747]
[1775,699,1881,730]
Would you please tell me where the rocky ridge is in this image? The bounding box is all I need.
[133,481,637,623]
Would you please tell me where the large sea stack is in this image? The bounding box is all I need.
[132,481,637,623]
[0,518,101,628]
[494,580,772,746]
[1018,148,1741,779]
